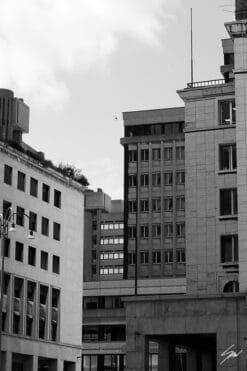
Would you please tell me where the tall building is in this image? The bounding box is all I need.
[0,89,84,371]
[122,1,247,370]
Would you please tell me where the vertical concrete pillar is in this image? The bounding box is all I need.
[3,351,12,371]
[125,334,148,371]
[158,341,169,371]
[186,347,198,371]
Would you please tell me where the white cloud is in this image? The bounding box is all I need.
[0,0,179,109]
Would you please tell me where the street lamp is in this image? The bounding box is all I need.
[0,207,34,369]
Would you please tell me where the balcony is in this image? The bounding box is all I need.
[187,79,226,89]
[27,300,34,318]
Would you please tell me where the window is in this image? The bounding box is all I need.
[221,235,238,263]
[128,226,136,239]
[29,211,37,232]
[42,183,50,202]
[141,174,149,187]
[164,198,173,211]
[128,200,137,213]
[219,100,236,125]
[164,250,173,263]
[4,238,10,258]
[92,221,97,230]
[164,223,173,238]
[141,149,149,161]
[17,171,26,191]
[28,246,36,266]
[152,224,161,238]
[128,175,137,187]
[92,235,97,245]
[176,223,185,237]
[41,217,49,236]
[128,252,136,265]
[219,144,237,171]
[152,251,161,264]
[4,165,12,185]
[16,206,25,226]
[140,225,149,238]
[223,281,239,293]
[30,177,38,197]
[53,222,61,241]
[164,172,173,185]
[54,189,61,208]
[3,200,11,219]
[128,150,137,162]
[52,255,60,274]
[176,196,185,210]
[176,171,185,185]
[152,148,160,161]
[152,173,161,186]
[15,241,24,262]
[176,250,185,263]
[164,147,173,161]
[152,198,161,212]
[140,199,149,212]
[40,251,48,270]
[220,189,238,216]
[140,251,149,264]
[176,146,185,160]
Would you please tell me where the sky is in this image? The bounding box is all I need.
[0,0,234,199]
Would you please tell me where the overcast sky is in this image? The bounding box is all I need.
[0,0,234,199]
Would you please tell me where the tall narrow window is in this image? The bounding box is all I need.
[152,173,161,186]
[128,252,136,265]
[176,250,185,263]
[141,174,149,187]
[164,172,173,185]
[176,171,185,185]
[152,224,161,238]
[152,251,161,264]
[128,226,136,239]
[164,223,173,238]
[164,147,173,161]
[219,100,236,125]
[140,199,149,212]
[53,222,61,241]
[28,246,36,266]
[140,225,149,238]
[52,255,60,274]
[164,198,173,211]
[128,200,137,213]
[128,175,137,187]
[176,223,185,237]
[54,189,61,208]
[176,196,185,211]
[140,251,149,264]
[41,217,49,236]
[219,144,237,171]
[40,251,48,270]
[4,165,12,185]
[16,206,25,226]
[42,184,50,203]
[29,211,37,232]
[30,177,38,197]
[152,148,160,161]
[220,189,238,216]
[128,150,137,162]
[17,171,26,191]
[141,149,149,161]
[15,241,24,262]
[164,250,173,263]
[221,235,238,263]
[152,199,161,212]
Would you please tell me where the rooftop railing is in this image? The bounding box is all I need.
[187,79,226,88]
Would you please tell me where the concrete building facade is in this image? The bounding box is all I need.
[0,89,84,371]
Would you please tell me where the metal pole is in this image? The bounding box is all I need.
[0,234,6,370]
[190,8,194,84]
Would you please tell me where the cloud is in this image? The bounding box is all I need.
[0,0,178,109]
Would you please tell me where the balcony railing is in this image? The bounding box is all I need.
[187,79,226,88]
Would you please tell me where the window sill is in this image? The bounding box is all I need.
[218,170,237,175]
[220,262,238,267]
[219,215,238,221]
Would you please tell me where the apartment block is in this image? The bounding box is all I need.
[0,89,84,371]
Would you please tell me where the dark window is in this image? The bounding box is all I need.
[128,150,137,162]
[141,174,149,187]
[219,144,237,171]
[92,265,96,275]
[152,251,161,264]
[152,224,161,238]
[223,281,239,293]
[152,198,161,212]
[52,255,60,274]
[220,189,238,216]
[152,173,161,186]
[128,175,137,187]
[4,165,12,185]
[224,53,234,65]
[54,189,61,208]
[221,235,238,263]
[176,146,185,160]
[164,172,173,185]
[128,252,136,265]
[176,171,185,185]
[92,235,97,245]
[164,147,173,160]
[2,200,11,219]
[15,242,24,262]
[140,225,149,238]
[29,211,37,232]
[164,250,173,263]
[164,198,173,211]
[141,149,149,161]
[42,183,50,203]
[53,222,61,241]
[128,200,137,213]
[16,206,25,226]
[17,171,25,191]
[140,251,149,264]
[4,238,10,257]
[128,226,136,239]
[219,100,236,125]
[176,250,186,263]
[41,217,49,236]
[30,177,38,197]
[92,221,97,231]
[28,246,36,266]
[40,251,48,270]
[152,148,160,161]
[140,199,149,212]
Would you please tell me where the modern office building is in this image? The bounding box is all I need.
[0,89,84,371]
[121,1,247,370]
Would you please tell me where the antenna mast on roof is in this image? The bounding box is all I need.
[190,8,194,85]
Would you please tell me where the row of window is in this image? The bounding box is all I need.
[100,222,124,230]
[100,252,124,260]
[100,237,124,245]
[128,250,185,264]
[5,239,60,274]
[3,201,61,240]
[128,172,185,187]
[99,266,124,275]
[4,164,62,207]
[128,197,185,213]
[128,147,185,162]
[128,223,185,238]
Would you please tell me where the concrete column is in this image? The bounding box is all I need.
[158,341,169,371]
[125,334,148,371]
[3,351,12,371]
[186,347,198,371]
